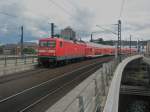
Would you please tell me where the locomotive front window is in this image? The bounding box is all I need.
[40,41,56,47]
[48,41,56,48]
[40,41,47,47]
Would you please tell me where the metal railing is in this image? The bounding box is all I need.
[0,55,38,76]
[0,55,37,67]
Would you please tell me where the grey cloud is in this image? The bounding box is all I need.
[71,3,95,32]
[0,1,50,43]
[0,0,150,43]
[123,22,150,32]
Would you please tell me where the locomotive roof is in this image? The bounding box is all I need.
[39,37,85,45]
[39,37,62,41]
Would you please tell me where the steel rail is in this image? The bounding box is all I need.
[0,68,49,84]
[0,60,104,103]
[19,62,102,112]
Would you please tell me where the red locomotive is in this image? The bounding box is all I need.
[38,37,137,66]
[38,37,86,66]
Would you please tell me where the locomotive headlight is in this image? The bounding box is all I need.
[39,49,55,53]
[39,50,46,52]
[48,50,55,53]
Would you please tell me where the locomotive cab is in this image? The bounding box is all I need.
[38,39,56,56]
[38,38,57,65]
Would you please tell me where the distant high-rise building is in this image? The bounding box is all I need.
[0,45,3,54]
[61,27,76,40]
[146,41,150,55]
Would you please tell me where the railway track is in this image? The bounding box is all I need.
[0,68,49,84]
[0,57,108,84]
[0,56,113,100]
[0,57,112,112]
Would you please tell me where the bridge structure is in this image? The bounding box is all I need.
[0,54,149,112]
[47,55,150,112]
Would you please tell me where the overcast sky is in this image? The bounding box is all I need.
[0,0,150,43]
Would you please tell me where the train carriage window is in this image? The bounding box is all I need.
[60,41,63,47]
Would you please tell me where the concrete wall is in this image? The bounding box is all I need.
[143,56,150,65]
[0,64,36,76]
[46,60,116,112]
[103,55,143,112]
[46,55,143,112]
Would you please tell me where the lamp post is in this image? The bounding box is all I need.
[117,20,122,62]
[20,26,24,56]
[90,32,93,42]
[129,35,131,55]
[51,23,54,38]
[96,20,122,62]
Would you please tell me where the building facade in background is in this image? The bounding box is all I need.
[3,44,17,55]
[2,42,38,55]
[61,27,76,40]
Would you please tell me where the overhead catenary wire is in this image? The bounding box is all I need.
[96,25,118,35]
[0,0,126,41]
[59,0,77,13]
[0,1,55,24]
[48,0,88,25]
[0,0,51,22]
[0,10,50,25]
[0,11,17,18]
[0,9,56,34]
[48,0,75,18]
[119,0,126,19]
[47,0,93,38]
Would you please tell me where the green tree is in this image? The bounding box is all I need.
[0,46,3,54]
[23,48,36,54]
